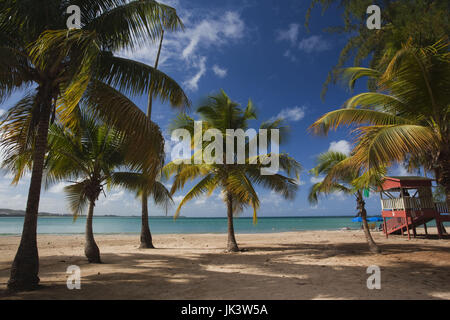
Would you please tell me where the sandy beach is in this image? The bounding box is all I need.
[0,229,449,300]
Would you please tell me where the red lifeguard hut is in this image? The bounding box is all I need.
[380,176,449,239]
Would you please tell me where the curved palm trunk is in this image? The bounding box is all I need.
[85,200,101,263]
[357,191,381,254]
[140,191,155,249]
[226,192,239,252]
[8,92,52,291]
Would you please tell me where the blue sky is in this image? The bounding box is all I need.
[0,0,412,217]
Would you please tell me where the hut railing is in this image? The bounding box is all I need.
[435,202,448,214]
[381,198,404,210]
[382,197,436,211]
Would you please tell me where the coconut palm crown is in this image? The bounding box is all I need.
[310,40,450,209]
[0,0,189,290]
[164,90,302,252]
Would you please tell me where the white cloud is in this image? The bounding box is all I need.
[261,190,284,207]
[194,197,207,205]
[212,65,228,78]
[329,140,352,156]
[391,165,417,177]
[118,6,246,92]
[298,35,331,53]
[109,190,125,201]
[173,196,184,204]
[310,176,324,184]
[271,106,306,122]
[331,191,347,201]
[183,56,207,91]
[182,11,245,59]
[48,182,70,194]
[0,109,5,117]
[277,24,300,45]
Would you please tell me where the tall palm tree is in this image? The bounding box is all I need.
[0,0,188,290]
[137,29,174,249]
[310,40,450,210]
[164,91,302,252]
[308,151,384,253]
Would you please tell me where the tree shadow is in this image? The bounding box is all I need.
[1,238,449,300]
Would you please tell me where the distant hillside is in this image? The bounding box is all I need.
[0,208,70,217]
[0,209,179,218]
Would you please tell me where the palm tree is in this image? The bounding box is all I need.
[0,0,188,290]
[137,29,175,249]
[164,91,302,252]
[44,111,159,263]
[112,172,173,248]
[308,151,384,253]
[310,40,450,210]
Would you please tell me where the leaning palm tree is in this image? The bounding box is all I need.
[0,0,188,290]
[164,91,302,252]
[308,151,384,253]
[310,40,450,210]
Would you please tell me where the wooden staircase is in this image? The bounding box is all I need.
[383,202,449,238]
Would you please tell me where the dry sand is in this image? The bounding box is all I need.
[0,229,449,300]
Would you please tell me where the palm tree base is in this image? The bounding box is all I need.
[7,246,40,291]
[140,231,155,249]
[7,276,40,292]
[226,244,240,253]
[368,245,382,254]
[85,244,101,264]
[139,242,155,249]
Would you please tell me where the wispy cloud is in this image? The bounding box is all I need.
[182,11,245,59]
[118,4,246,92]
[310,176,324,184]
[277,23,331,61]
[212,65,228,78]
[0,109,5,116]
[276,23,300,45]
[184,56,207,91]
[48,182,69,194]
[271,106,306,122]
[283,50,297,62]
[298,35,331,53]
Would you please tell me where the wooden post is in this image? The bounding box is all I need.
[383,217,388,238]
[406,216,411,240]
[424,222,428,236]
[436,217,443,239]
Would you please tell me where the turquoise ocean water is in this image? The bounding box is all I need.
[1,216,446,236]
[0,216,368,235]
